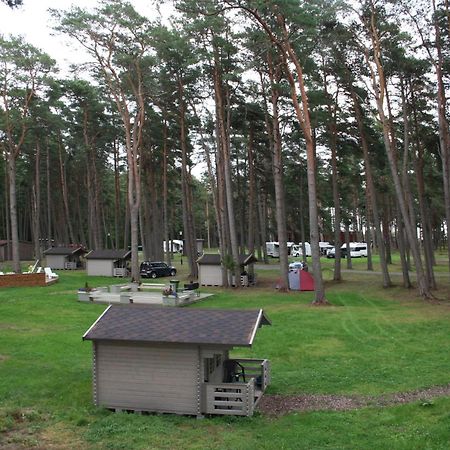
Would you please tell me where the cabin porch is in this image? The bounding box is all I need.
[202,358,270,416]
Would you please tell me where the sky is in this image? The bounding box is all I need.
[0,0,208,173]
[0,0,169,70]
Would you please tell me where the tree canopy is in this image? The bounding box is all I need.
[1,0,449,299]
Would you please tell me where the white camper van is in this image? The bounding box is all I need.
[319,242,334,255]
[291,242,312,257]
[328,242,368,258]
[266,242,280,258]
[163,240,184,253]
[344,242,368,257]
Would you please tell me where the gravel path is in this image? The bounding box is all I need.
[257,384,450,416]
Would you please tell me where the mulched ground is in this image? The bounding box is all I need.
[257,384,450,417]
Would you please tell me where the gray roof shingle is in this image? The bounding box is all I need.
[44,246,86,256]
[83,305,271,347]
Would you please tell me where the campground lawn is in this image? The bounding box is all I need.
[1,268,450,449]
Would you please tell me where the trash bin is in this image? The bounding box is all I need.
[170,279,180,293]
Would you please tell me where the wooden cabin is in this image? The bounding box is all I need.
[85,249,131,277]
[197,254,257,287]
[0,240,34,262]
[44,246,86,270]
[83,305,271,417]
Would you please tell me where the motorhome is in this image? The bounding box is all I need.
[328,242,368,258]
[343,242,368,257]
[266,242,280,257]
[266,242,297,258]
[163,240,184,253]
[291,242,312,257]
[319,242,334,255]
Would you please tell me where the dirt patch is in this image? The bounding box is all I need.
[0,354,9,362]
[38,423,87,450]
[257,384,450,417]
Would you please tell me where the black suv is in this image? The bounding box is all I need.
[140,261,177,279]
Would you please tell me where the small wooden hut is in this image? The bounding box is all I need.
[44,246,87,269]
[83,305,271,417]
[0,240,34,262]
[197,254,257,287]
[85,249,131,277]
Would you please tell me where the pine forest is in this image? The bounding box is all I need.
[1,0,450,303]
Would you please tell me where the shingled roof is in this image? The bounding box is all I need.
[197,253,257,266]
[85,249,131,260]
[83,305,271,347]
[44,246,86,256]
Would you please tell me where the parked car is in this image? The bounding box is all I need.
[140,261,177,279]
[289,261,308,271]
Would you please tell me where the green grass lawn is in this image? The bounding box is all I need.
[1,269,450,449]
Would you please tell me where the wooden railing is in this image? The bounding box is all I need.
[203,380,255,416]
[113,268,128,277]
[203,358,270,416]
[234,358,271,393]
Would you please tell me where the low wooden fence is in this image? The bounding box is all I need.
[202,358,270,416]
[234,358,271,392]
[203,380,255,416]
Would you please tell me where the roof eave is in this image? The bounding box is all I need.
[82,336,250,347]
[82,305,112,341]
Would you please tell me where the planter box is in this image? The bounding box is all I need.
[78,290,92,302]
[162,295,179,306]
[110,284,129,294]
[130,282,140,292]
[120,293,132,304]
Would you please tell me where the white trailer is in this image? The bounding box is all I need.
[163,240,184,253]
[342,242,368,257]
[266,242,280,258]
[319,242,334,255]
[291,242,312,257]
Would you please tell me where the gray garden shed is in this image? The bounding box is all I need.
[44,246,86,269]
[85,249,131,277]
[197,253,257,287]
[83,305,271,417]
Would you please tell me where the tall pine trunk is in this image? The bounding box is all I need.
[178,78,198,279]
[213,47,240,286]
[365,3,431,298]
[349,86,391,287]
[268,53,289,290]
[323,74,342,281]
[32,142,41,261]
[8,155,21,273]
